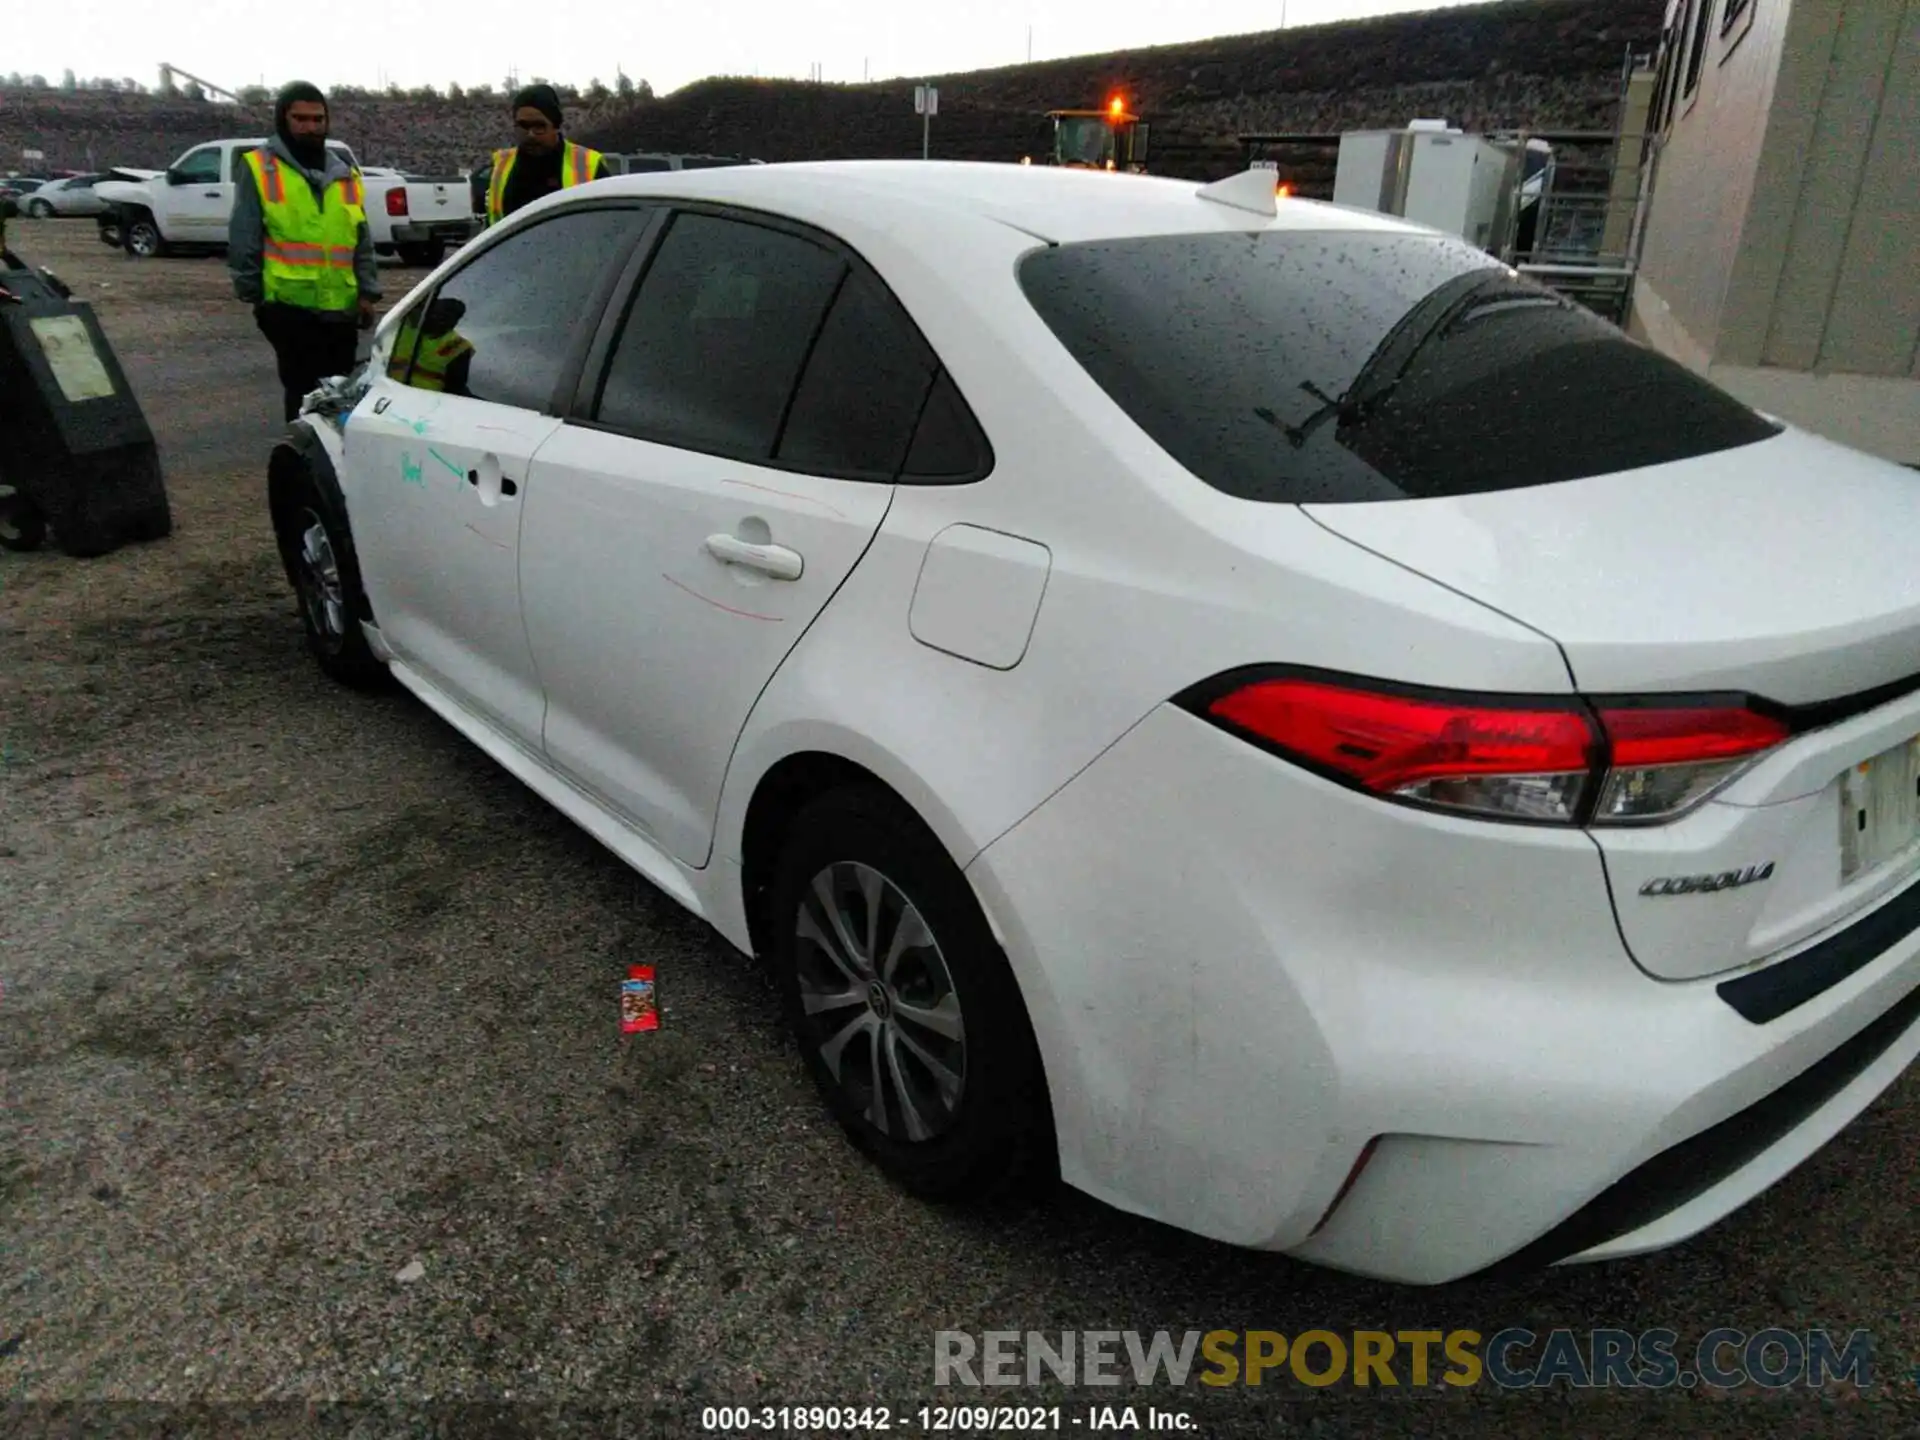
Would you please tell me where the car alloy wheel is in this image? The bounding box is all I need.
[793,860,968,1143]
[26,199,52,219]
[127,220,160,257]
[296,509,348,652]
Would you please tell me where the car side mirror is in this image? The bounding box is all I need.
[166,169,188,186]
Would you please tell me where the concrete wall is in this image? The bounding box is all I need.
[1630,0,1793,360]
[1630,0,1920,465]
[1746,0,1920,376]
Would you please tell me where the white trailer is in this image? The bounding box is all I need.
[1332,120,1536,255]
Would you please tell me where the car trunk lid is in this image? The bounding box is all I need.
[1303,425,1920,982]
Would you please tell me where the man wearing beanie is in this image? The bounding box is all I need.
[229,80,380,423]
[485,84,608,226]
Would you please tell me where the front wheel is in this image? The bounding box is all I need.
[273,461,386,689]
[767,786,1055,1202]
[123,213,166,258]
[25,199,52,219]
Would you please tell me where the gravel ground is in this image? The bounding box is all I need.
[2,221,1918,1438]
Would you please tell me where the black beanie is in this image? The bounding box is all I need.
[512,83,564,128]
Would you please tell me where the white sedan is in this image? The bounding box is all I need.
[272,160,1920,1285]
[20,173,111,218]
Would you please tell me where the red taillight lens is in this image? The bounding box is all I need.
[1208,679,1595,822]
[1591,705,1789,823]
[1196,676,1792,826]
[385,188,408,216]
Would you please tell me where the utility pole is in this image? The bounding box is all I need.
[1028,26,1033,63]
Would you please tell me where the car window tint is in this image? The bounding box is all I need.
[776,269,938,480]
[901,371,993,482]
[595,212,846,459]
[1017,230,1781,503]
[406,206,638,409]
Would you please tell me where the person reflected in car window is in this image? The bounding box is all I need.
[391,296,475,396]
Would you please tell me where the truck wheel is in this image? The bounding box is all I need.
[397,242,442,268]
[124,212,167,258]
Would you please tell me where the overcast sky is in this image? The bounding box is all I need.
[13,0,1490,96]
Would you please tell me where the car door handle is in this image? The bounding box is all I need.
[467,468,518,498]
[704,533,803,580]
[203,190,221,198]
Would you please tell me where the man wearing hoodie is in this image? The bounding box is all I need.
[230,80,381,423]
[484,84,608,227]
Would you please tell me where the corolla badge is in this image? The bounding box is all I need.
[1640,863,1776,897]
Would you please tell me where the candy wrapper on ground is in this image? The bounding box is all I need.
[621,965,659,1033]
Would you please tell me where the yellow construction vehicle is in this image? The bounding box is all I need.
[1023,95,1149,172]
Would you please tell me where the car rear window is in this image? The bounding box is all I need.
[1016,230,1782,504]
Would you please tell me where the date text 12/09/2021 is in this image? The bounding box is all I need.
[701,1406,1195,1433]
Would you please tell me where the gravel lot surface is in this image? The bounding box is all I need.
[2,221,1917,1438]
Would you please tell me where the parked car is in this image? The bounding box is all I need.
[0,177,47,201]
[20,173,111,218]
[94,138,360,257]
[268,160,1920,1286]
[91,138,398,258]
[361,165,480,266]
[603,152,767,173]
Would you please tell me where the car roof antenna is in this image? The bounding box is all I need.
[1196,167,1280,218]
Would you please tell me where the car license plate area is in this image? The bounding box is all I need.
[1839,736,1920,885]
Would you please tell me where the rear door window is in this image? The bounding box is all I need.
[592,211,846,460]
[1017,230,1782,503]
[775,268,940,481]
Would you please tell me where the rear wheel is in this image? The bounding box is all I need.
[767,786,1055,1202]
[25,198,52,219]
[396,241,444,268]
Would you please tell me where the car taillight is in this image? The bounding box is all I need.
[1188,673,1790,826]
[386,188,408,216]
[1590,705,1789,823]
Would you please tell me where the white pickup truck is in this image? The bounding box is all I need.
[94,138,478,266]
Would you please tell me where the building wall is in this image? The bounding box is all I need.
[1750,0,1920,375]
[1630,0,1920,465]
[1630,0,1794,361]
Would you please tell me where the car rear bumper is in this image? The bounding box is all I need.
[964,703,1920,1284]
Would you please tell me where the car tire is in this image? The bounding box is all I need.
[273,458,387,690]
[396,242,443,268]
[766,785,1056,1203]
[123,212,166,259]
[25,199,52,219]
